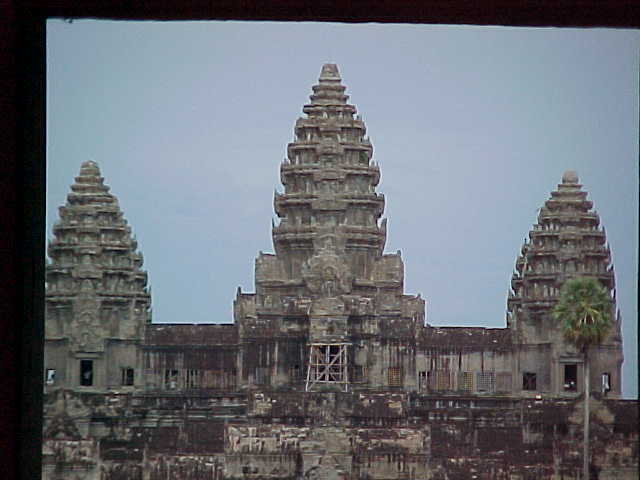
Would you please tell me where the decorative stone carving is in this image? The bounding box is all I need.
[302,250,352,297]
[71,293,104,353]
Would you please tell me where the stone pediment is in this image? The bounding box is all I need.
[302,249,352,297]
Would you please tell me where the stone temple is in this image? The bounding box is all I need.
[43,65,637,479]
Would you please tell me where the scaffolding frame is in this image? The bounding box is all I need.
[305,342,350,392]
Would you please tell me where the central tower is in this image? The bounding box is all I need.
[234,64,425,391]
[273,63,385,276]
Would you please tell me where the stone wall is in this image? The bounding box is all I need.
[43,388,638,479]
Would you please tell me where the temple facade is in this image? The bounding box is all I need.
[43,65,636,480]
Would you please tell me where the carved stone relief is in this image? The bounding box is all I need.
[302,234,352,297]
[70,290,104,352]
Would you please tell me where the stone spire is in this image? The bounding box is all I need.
[46,161,151,352]
[507,171,617,327]
[272,64,386,283]
[236,65,424,391]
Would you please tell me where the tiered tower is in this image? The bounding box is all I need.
[41,66,637,480]
[507,170,622,396]
[273,63,385,271]
[45,161,151,391]
[234,64,425,391]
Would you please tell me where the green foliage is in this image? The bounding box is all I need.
[553,277,612,351]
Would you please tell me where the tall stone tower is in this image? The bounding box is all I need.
[507,170,622,396]
[41,68,637,480]
[234,64,425,391]
[44,161,151,392]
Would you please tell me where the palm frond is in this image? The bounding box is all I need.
[553,277,612,350]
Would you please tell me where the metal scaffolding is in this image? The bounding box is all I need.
[305,342,350,392]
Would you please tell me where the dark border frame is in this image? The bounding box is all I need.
[1,2,638,479]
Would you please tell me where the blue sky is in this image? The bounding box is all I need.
[46,21,638,398]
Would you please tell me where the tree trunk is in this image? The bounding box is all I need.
[583,348,590,480]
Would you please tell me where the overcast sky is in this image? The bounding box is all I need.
[46,20,638,398]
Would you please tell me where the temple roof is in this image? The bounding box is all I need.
[47,161,150,303]
[145,324,238,346]
[507,170,616,322]
[419,326,512,350]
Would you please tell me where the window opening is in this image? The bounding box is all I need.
[388,367,402,387]
[602,372,611,394]
[523,372,537,391]
[418,371,427,390]
[165,369,179,390]
[80,360,93,386]
[121,367,134,386]
[45,368,56,385]
[185,369,200,389]
[476,372,495,392]
[458,371,473,392]
[564,364,577,391]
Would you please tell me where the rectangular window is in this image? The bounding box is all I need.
[388,367,402,387]
[121,367,134,386]
[185,369,200,389]
[564,364,577,391]
[80,360,93,386]
[458,371,474,392]
[437,370,451,390]
[523,372,537,391]
[418,371,427,390]
[428,370,452,391]
[602,372,611,393]
[45,368,56,385]
[476,372,495,392]
[165,369,179,390]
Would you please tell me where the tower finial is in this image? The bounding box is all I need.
[561,170,579,184]
[319,63,340,81]
[79,160,101,177]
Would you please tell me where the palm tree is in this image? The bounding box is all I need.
[553,277,613,480]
